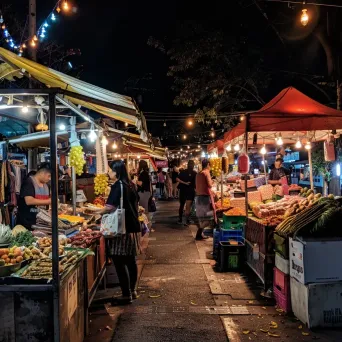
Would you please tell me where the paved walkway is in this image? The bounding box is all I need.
[86,200,342,342]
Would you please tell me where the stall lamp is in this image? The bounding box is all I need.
[226,144,232,152]
[88,129,97,142]
[276,137,283,146]
[101,136,108,145]
[59,124,66,131]
[201,151,205,158]
[234,144,240,152]
[301,9,309,26]
[187,119,193,126]
[112,142,118,149]
[260,145,267,155]
[21,104,29,113]
[125,122,128,127]
[295,139,302,149]
[305,141,311,150]
[198,145,201,149]
[336,164,341,177]
[183,134,187,140]
[187,145,190,149]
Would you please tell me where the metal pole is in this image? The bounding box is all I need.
[220,166,224,207]
[28,0,37,61]
[49,92,60,342]
[308,147,314,190]
[72,166,77,215]
[263,154,268,184]
[244,118,249,216]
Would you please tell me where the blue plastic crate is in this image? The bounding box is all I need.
[220,229,243,242]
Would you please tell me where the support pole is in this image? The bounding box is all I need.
[263,154,268,184]
[308,147,314,190]
[49,92,60,342]
[244,119,249,216]
[221,168,224,207]
[28,0,37,61]
[72,166,77,215]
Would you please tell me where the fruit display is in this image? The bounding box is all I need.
[94,174,109,195]
[223,207,245,216]
[283,193,322,218]
[288,184,302,191]
[210,158,222,177]
[37,237,69,256]
[215,198,231,211]
[260,215,284,227]
[0,245,42,266]
[69,145,86,176]
[69,231,102,248]
[94,196,106,207]
[0,224,12,245]
[252,197,300,219]
[58,215,85,225]
[10,231,36,247]
[20,251,82,279]
[11,225,27,237]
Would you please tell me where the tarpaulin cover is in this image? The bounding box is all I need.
[224,87,342,143]
[207,140,224,154]
[0,48,140,126]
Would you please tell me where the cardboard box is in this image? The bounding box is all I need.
[290,277,342,328]
[290,237,342,284]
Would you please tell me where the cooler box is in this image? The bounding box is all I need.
[275,252,289,275]
[274,267,291,313]
[290,237,342,284]
[290,277,342,328]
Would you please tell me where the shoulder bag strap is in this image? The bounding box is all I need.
[120,181,123,209]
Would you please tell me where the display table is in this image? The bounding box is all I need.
[245,217,275,288]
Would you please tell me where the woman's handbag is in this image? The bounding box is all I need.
[101,181,126,236]
[148,196,157,212]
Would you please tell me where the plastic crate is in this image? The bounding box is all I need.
[213,229,220,259]
[220,229,243,241]
[222,215,246,230]
[273,267,292,313]
[217,238,245,272]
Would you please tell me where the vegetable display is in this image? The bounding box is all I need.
[0,224,12,245]
[224,208,245,216]
[69,231,102,248]
[10,231,36,247]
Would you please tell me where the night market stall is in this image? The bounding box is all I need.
[0,48,154,342]
[212,87,342,328]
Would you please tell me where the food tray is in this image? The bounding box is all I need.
[0,262,22,277]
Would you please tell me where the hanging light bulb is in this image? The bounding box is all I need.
[101,135,108,145]
[187,118,193,126]
[240,115,244,121]
[226,144,232,151]
[234,143,240,152]
[210,131,215,138]
[56,6,61,13]
[88,125,97,142]
[276,135,283,146]
[187,145,190,149]
[1,24,5,30]
[137,155,141,159]
[305,141,311,150]
[180,148,183,152]
[198,145,201,149]
[30,39,36,47]
[295,139,302,149]
[112,141,118,149]
[22,43,27,49]
[301,9,309,26]
[59,123,66,131]
[51,13,56,21]
[63,0,70,11]
[183,134,187,140]
[43,22,49,28]
[260,144,267,155]
[125,122,128,127]
[33,35,38,41]
[163,121,166,127]
[21,104,29,113]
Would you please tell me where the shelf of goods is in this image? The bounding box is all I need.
[0,223,106,342]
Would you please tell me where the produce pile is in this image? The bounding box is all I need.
[94,174,109,195]
[276,196,342,238]
[69,231,102,248]
[0,224,12,245]
[215,198,231,211]
[20,251,81,279]
[36,209,72,229]
[259,216,284,227]
[210,158,222,177]
[69,145,86,176]
[0,246,43,266]
[37,237,69,256]
[58,214,85,225]
[94,196,106,207]
[10,231,36,247]
[224,208,245,216]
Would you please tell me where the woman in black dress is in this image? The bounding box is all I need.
[101,160,141,305]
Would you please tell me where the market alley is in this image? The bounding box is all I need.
[86,201,341,342]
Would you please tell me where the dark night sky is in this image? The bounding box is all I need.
[3,0,342,145]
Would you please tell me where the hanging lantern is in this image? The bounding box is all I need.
[35,109,48,131]
[237,152,250,174]
[300,9,309,26]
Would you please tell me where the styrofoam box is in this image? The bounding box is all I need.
[290,277,342,328]
[275,252,289,275]
[289,237,342,284]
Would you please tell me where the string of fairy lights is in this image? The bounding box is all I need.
[0,0,73,56]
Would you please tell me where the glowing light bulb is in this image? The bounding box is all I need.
[183,134,187,140]
[234,144,240,152]
[137,155,141,159]
[43,22,48,27]
[295,139,302,149]
[112,142,118,149]
[30,40,36,47]
[125,122,128,127]
[210,131,215,138]
[163,121,166,127]
[88,129,97,142]
[276,137,283,146]
[260,145,267,155]
[180,148,183,152]
[1,24,6,30]
[301,9,309,27]
[33,35,38,41]
[187,145,190,149]
[240,115,244,121]
[59,124,66,131]
[63,0,69,11]
[305,141,311,150]
[22,43,27,49]
[101,136,108,145]
[21,105,29,113]
[51,13,56,21]
[187,119,193,126]
[198,145,201,149]
[40,32,45,38]
[226,144,232,151]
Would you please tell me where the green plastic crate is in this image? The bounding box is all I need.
[222,215,246,231]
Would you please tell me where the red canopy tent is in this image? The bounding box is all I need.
[224,87,342,145]
[207,140,225,155]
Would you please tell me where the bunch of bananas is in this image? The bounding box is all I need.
[210,158,222,177]
[94,174,108,195]
[69,146,86,175]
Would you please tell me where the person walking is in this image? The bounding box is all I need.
[101,160,141,304]
[136,160,153,228]
[165,169,172,199]
[171,166,179,199]
[195,159,214,240]
[176,160,197,226]
[157,168,165,198]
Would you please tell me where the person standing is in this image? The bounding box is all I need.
[268,157,290,185]
[100,160,141,305]
[157,168,165,198]
[165,170,172,199]
[172,166,179,199]
[136,160,153,228]
[195,159,213,240]
[176,160,197,226]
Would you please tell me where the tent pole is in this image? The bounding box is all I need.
[308,147,314,190]
[263,154,268,184]
[72,167,77,215]
[244,117,249,216]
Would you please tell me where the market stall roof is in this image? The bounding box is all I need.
[207,140,224,154]
[0,48,148,137]
[223,87,342,144]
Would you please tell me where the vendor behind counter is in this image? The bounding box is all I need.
[268,157,291,185]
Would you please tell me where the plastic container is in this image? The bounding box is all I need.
[222,215,245,230]
[275,252,289,275]
[217,238,245,272]
[274,267,291,313]
[220,229,243,242]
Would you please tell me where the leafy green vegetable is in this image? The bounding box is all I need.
[10,231,36,247]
